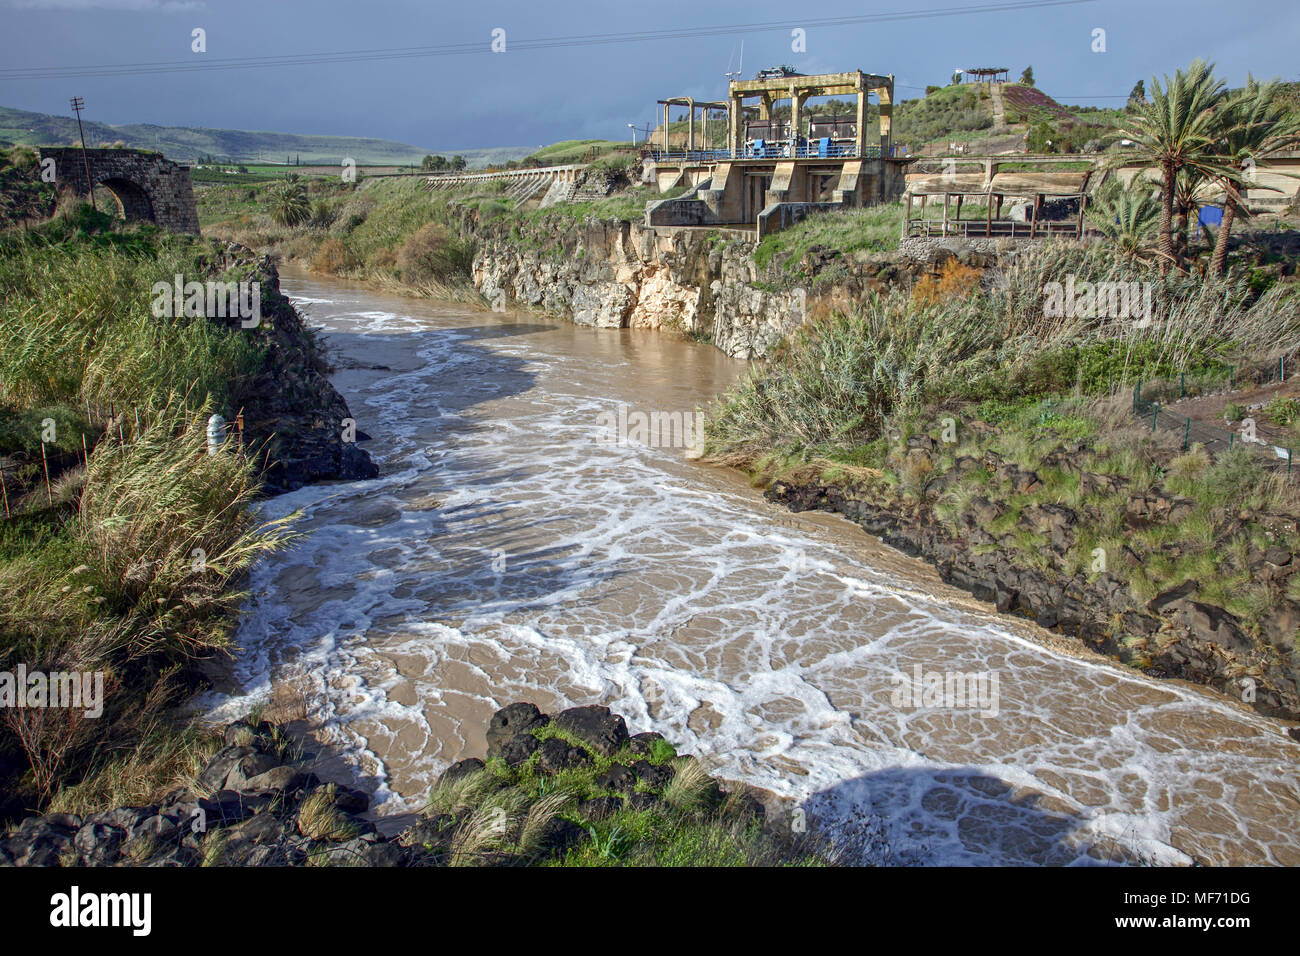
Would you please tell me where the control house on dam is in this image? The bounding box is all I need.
[644,68,912,236]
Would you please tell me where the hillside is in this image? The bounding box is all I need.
[893,82,1092,153]
[0,104,533,168]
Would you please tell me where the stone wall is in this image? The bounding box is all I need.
[37,147,200,234]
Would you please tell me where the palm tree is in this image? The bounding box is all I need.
[1173,167,1212,264]
[1084,175,1161,261]
[1208,78,1300,276]
[1110,59,1235,274]
[268,178,310,228]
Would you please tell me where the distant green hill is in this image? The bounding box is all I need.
[0,105,533,168]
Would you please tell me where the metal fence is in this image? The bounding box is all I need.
[1132,358,1296,477]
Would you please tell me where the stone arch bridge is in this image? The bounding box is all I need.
[38,147,200,234]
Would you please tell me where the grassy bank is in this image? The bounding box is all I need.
[705,241,1300,708]
[0,205,297,817]
[198,172,686,301]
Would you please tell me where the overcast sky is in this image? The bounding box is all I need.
[1,0,1296,151]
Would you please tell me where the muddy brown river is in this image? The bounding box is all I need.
[203,267,1300,865]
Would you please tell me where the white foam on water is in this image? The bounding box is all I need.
[203,277,1300,865]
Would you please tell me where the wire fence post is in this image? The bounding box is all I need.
[40,442,52,506]
[1152,404,1159,432]
[1180,371,1185,398]
[1183,417,1191,451]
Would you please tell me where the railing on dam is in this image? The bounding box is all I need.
[646,144,908,162]
[423,163,586,188]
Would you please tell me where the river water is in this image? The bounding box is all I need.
[205,267,1300,866]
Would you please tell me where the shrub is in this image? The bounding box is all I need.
[311,238,355,275]
[310,200,337,228]
[911,259,983,308]
[1265,396,1300,427]
[395,223,474,285]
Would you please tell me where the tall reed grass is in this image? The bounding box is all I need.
[706,241,1298,459]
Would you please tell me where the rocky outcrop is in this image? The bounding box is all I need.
[767,446,1300,722]
[1,703,765,867]
[461,205,1010,360]
[464,211,808,359]
[214,243,378,493]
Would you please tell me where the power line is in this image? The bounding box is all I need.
[0,0,1098,81]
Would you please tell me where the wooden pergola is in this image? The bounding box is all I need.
[902,186,1089,239]
[901,167,1094,239]
[960,67,1009,83]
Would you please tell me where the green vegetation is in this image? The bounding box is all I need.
[0,146,56,223]
[753,204,902,275]
[1107,60,1300,276]
[705,238,1299,647]
[420,726,826,867]
[268,177,312,228]
[894,84,995,145]
[521,139,631,166]
[0,206,297,814]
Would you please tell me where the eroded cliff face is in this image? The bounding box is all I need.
[468,215,806,360]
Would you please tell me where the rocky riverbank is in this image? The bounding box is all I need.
[2,703,793,867]
[765,443,1300,725]
[216,243,378,492]
[458,201,1004,361]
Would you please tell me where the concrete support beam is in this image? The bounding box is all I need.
[877,77,893,154]
[790,89,808,144]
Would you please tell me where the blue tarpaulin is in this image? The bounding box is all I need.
[1197,204,1224,237]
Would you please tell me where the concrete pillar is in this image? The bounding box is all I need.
[855,89,867,157]
[688,101,695,152]
[664,103,671,152]
[790,88,807,149]
[878,77,893,154]
[730,94,743,156]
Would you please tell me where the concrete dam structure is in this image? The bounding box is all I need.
[644,69,912,235]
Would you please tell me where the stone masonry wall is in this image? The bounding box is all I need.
[38,147,201,235]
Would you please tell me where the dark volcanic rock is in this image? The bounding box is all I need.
[553,706,629,756]
[630,760,675,790]
[627,731,666,757]
[2,705,766,869]
[764,457,1300,722]
[440,757,486,784]
[535,737,592,775]
[485,703,549,758]
[594,764,638,793]
[498,732,541,767]
[577,796,624,821]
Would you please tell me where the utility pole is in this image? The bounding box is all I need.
[70,96,96,212]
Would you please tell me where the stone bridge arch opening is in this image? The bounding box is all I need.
[96,176,155,224]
